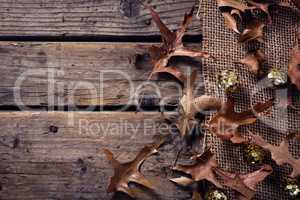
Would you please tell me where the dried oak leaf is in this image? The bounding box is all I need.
[141,2,212,82]
[217,0,247,34]
[239,20,265,43]
[248,0,294,23]
[288,131,300,141]
[218,0,252,12]
[170,148,223,188]
[214,164,273,200]
[288,47,300,91]
[104,136,167,198]
[251,133,300,178]
[217,0,255,33]
[208,96,273,144]
[247,0,276,24]
[221,11,241,34]
[178,71,222,137]
[238,49,266,75]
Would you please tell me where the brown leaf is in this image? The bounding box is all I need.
[217,0,252,12]
[231,9,243,18]
[215,164,273,200]
[238,49,266,75]
[222,12,240,34]
[247,0,276,24]
[288,131,300,141]
[239,20,265,43]
[288,47,300,91]
[142,3,212,82]
[208,97,273,144]
[250,132,300,178]
[177,71,222,137]
[217,0,252,33]
[104,137,167,198]
[140,1,175,45]
[170,148,223,188]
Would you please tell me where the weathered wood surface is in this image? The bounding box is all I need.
[0,0,201,37]
[0,42,204,107]
[0,112,191,200]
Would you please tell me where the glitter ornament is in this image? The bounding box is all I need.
[243,144,265,166]
[267,68,288,87]
[205,189,228,200]
[285,178,300,198]
[217,70,238,92]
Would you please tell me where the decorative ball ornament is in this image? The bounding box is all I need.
[217,70,238,92]
[205,189,228,200]
[267,68,288,87]
[285,178,300,198]
[243,144,265,166]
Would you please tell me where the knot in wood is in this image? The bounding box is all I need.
[120,0,140,18]
[49,125,58,133]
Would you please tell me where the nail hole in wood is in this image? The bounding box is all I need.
[49,126,59,133]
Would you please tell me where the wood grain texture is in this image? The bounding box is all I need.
[0,112,190,200]
[0,0,201,37]
[0,42,204,107]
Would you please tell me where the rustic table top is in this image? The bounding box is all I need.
[0,1,202,200]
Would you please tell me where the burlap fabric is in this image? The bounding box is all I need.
[199,0,300,199]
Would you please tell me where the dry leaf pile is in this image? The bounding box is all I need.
[104,1,300,199]
[208,96,273,144]
[138,1,213,83]
[217,0,300,93]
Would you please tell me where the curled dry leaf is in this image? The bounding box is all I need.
[248,0,295,23]
[104,136,167,198]
[170,148,223,188]
[221,12,241,34]
[141,2,212,82]
[215,164,273,200]
[178,71,222,137]
[217,0,251,12]
[217,0,251,33]
[238,49,266,75]
[239,20,265,43]
[288,47,300,91]
[247,0,276,24]
[288,131,300,141]
[250,132,300,178]
[208,97,273,144]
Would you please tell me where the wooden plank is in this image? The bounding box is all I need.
[0,112,191,200]
[0,42,204,107]
[0,0,201,37]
